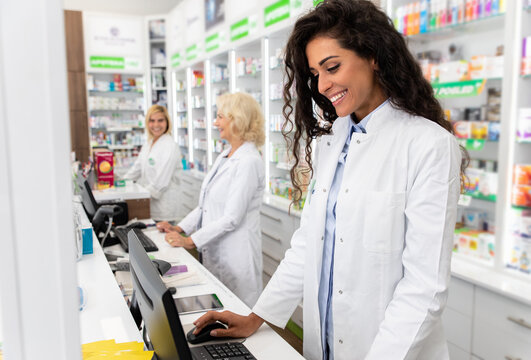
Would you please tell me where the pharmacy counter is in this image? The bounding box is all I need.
[451,255,531,307]
[119,229,305,359]
[92,182,150,220]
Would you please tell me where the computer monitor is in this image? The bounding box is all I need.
[78,179,99,221]
[128,230,193,360]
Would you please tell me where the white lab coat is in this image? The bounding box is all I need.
[253,102,461,360]
[125,133,181,221]
[178,142,265,307]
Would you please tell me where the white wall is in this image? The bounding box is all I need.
[63,0,183,15]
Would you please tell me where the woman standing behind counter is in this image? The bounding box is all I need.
[157,92,265,307]
[124,105,181,222]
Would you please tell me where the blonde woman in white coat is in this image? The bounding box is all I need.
[157,92,265,307]
[125,105,181,222]
[191,1,468,359]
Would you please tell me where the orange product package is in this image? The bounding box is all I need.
[94,151,114,187]
[514,164,531,186]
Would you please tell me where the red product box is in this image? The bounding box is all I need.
[94,151,114,187]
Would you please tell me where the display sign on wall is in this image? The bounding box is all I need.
[205,0,225,30]
[433,79,486,98]
[171,52,182,68]
[264,0,290,27]
[84,14,144,72]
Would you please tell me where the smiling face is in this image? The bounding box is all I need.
[306,36,386,120]
[148,111,168,141]
[214,111,234,143]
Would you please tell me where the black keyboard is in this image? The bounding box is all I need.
[113,227,158,252]
[191,342,256,360]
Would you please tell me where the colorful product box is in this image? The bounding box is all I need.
[517,108,531,142]
[454,121,471,138]
[514,164,531,186]
[94,151,114,187]
[488,122,500,141]
[512,185,531,208]
[470,121,488,140]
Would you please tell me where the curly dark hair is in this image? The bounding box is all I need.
[282,0,468,202]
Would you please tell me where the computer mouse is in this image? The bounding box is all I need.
[186,322,228,344]
[128,222,147,229]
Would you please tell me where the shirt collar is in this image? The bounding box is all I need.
[351,98,390,133]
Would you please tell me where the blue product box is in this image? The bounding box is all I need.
[82,227,93,255]
[488,122,500,141]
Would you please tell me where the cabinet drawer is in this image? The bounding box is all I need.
[262,250,280,277]
[447,342,470,360]
[442,307,472,352]
[291,303,303,328]
[447,276,474,317]
[475,287,531,342]
[261,237,285,264]
[260,204,295,246]
[473,318,531,360]
[262,272,271,288]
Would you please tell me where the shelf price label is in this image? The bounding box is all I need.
[433,79,486,98]
[458,138,485,151]
[171,52,182,68]
[458,194,472,207]
[265,0,290,28]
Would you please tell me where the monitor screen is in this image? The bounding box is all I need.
[78,179,98,220]
[128,230,193,360]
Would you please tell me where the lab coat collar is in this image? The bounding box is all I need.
[226,141,257,160]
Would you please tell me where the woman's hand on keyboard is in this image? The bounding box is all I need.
[193,311,264,339]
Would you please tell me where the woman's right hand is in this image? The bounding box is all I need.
[156,221,173,233]
[193,311,264,339]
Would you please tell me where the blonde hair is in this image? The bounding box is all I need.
[216,92,265,147]
[145,105,172,140]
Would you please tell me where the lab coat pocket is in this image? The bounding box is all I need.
[362,191,406,253]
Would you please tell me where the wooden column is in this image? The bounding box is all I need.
[64,10,90,162]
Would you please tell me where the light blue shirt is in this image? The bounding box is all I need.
[318,100,389,360]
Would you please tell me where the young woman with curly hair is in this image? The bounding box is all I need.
[192,1,466,359]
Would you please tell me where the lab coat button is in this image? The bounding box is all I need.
[356,139,360,144]
[339,238,343,243]
[323,188,327,193]
[345,188,349,193]
[321,236,324,241]
[338,290,343,294]
[339,339,343,344]
[327,141,331,146]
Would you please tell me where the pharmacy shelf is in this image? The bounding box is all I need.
[407,13,505,42]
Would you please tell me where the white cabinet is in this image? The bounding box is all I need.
[472,287,531,360]
[441,275,531,360]
[176,171,203,221]
[147,17,168,109]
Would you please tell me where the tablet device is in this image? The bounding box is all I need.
[174,294,223,315]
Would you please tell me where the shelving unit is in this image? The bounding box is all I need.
[172,68,189,168]
[189,62,208,173]
[209,52,230,166]
[263,28,298,203]
[86,72,146,177]
[147,18,168,109]
[395,0,507,269]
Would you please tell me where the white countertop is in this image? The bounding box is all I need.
[451,255,531,306]
[75,202,142,344]
[92,183,150,202]
[262,193,302,218]
[139,229,304,359]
